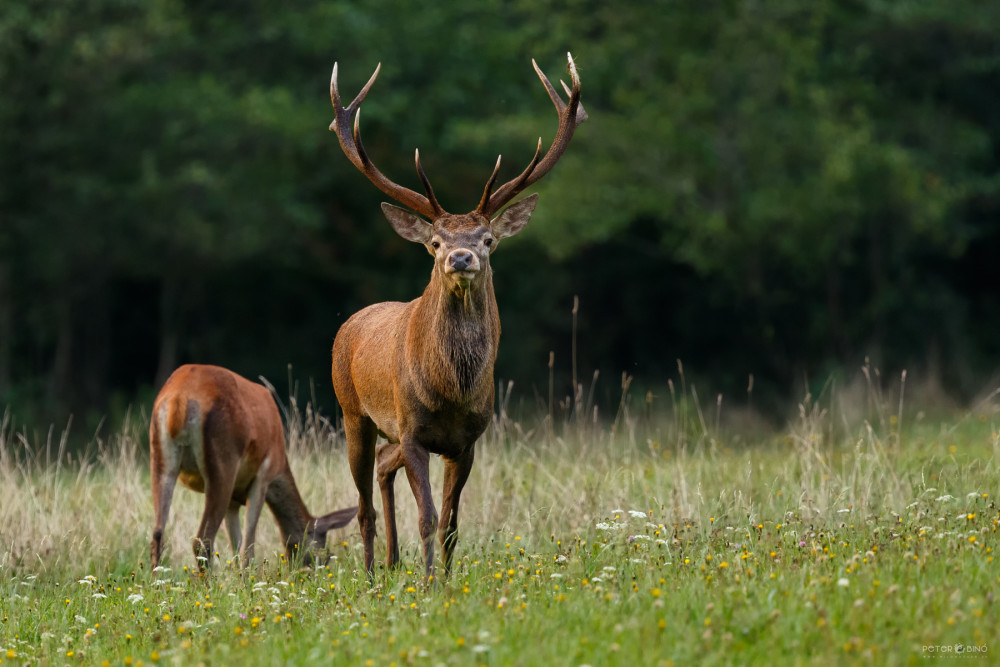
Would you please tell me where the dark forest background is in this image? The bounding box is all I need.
[2,0,999,433]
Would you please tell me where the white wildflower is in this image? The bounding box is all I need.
[127,594,144,605]
[629,510,647,519]
[837,578,849,587]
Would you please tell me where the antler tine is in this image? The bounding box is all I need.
[414,149,444,216]
[328,62,441,218]
[484,139,542,217]
[348,62,381,113]
[560,79,589,122]
[475,155,503,215]
[482,52,587,217]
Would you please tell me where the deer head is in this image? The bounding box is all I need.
[328,53,587,293]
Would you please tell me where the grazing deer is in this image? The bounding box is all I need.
[149,364,357,570]
[329,53,586,577]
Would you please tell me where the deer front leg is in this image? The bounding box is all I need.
[238,466,270,566]
[345,416,378,574]
[377,442,405,568]
[439,449,474,574]
[401,438,438,581]
[225,504,242,557]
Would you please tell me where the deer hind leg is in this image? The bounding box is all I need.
[401,438,438,581]
[149,416,181,570]
[193,469,237,571]
[376,441,405,568]
[192,426,239,572]
[439,449,475,575]
[345,416,378,574]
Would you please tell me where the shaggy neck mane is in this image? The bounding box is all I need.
[418,269,499,396]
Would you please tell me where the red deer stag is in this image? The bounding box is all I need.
[329,54,586,577]
[149,364,357,570]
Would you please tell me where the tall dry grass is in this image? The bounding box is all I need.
[1,364,998,576]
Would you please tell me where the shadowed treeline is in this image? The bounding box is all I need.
[1,0,998,429]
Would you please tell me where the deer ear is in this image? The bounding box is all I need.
[490,193,538,240]
[311,506,358,534]
[382,203,433,243]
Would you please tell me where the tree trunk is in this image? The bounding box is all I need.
[155,276,179,388]
[0,259,11,399]
[80,278,111,407]
[46,296,74,411]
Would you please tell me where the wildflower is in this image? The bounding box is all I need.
[837,578,850,587]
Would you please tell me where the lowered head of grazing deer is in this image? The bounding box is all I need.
[149,364,357,571]
[329,54,586,578]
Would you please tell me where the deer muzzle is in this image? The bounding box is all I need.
[445,249,480,277]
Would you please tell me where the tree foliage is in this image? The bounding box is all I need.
[1,0,998,424]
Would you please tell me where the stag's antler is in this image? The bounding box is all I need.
[476,52,588,218]
[329,63,445,218]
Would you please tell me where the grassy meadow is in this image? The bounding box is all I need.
[1,370,999,665]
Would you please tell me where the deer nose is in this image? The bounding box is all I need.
[447,249,478,272]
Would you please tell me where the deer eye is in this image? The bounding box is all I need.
[431,241,440,249]
[484,238,493,247]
